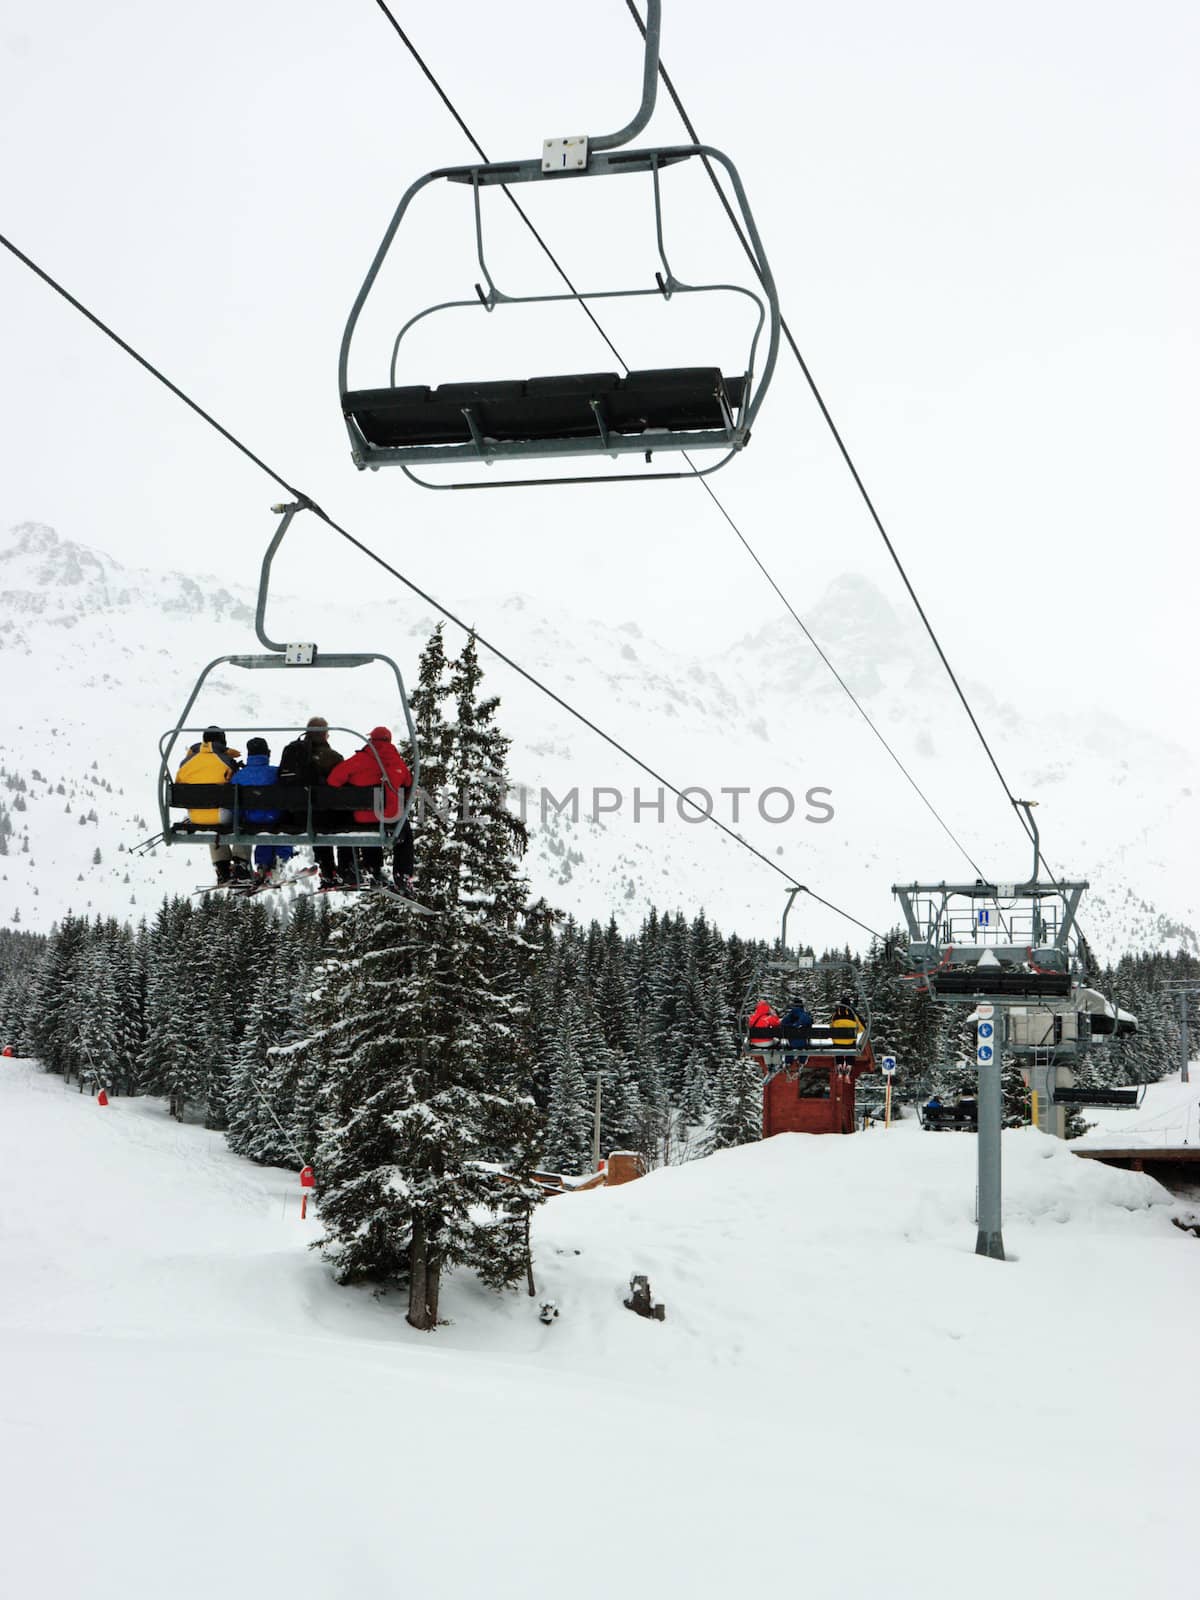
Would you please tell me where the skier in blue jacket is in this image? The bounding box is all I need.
[778,997,813,1046]
[230,737,293,886]
[777,996,813,1067]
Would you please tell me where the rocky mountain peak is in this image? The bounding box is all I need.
[0,522,253,628]
[1,522,116,589]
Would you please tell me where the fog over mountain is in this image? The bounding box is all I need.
[1,520,1194,957]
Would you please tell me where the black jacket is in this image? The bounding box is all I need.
[277,733,345,826]
[277,734,344,787]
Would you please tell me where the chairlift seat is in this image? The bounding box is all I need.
[342,368,745,450]
[745,1027,863,1056]
[920,1102,978,1132]
[932,969,1073,999]
[609,368,743,433]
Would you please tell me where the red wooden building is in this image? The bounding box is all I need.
[757,1044,876,1136]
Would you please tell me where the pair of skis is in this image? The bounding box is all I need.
[315,876,433,915]
[195,865,431,915]
[193,865,319,898]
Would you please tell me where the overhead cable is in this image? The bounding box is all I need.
[622,0,1035,848]
[0,226,882,940]
[369,6,988,879]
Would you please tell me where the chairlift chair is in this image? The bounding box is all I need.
[892,803,1090,1005]
[919,1096,979,1133]
[338,1,781,488]
[742,886,874,1076]
[156,503,420,897]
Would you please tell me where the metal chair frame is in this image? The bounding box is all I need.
[742,887,874,1081]
[338,0,780,488]
[892,803,1089,1006]
[156,502,419,857]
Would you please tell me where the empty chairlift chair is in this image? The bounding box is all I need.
[338,0,780,488]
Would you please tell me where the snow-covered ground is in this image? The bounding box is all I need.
[1,1058,1196,1599]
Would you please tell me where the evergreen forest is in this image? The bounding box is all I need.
[2,628,1195,1322]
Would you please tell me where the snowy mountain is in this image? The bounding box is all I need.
[1,519,1195,955]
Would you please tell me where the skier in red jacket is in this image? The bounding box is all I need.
[747,1001,781,1046]
[327,726,415,890]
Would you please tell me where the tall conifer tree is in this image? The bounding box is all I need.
[314,629,546,1328]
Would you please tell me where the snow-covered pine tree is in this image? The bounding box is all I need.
[314,629,546,1329]
[691,915,737,1122]
[275,897,335,1165]
[226,948,303,1164]
[201,897,275,1129]
[0,977,23,1051]
[543,992,595,1172]
[77,924,120,1096]
[139,898,208,1118]
[595,918,638,1054]
[522,914,561,1111]
[29,913,89,1079]
[106,918,146,1096]
[648,912,693,1104]
[704,1051,763,1153]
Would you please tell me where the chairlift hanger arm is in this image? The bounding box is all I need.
[1014,798,1041,885]
[589,0,661,152]
[780,884,803,952]
[256,500,305,653]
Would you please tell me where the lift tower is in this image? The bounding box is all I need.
[892,804,1089,1259]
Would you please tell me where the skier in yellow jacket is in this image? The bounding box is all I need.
[175,726,252,886]
[829,1000,861,1053]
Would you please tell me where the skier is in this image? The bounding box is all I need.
[277,717,346,888]
[777,995,813,1069]
[327,725,415,891]
[230,737,293,888]
[778,996,813,1049]
[747,1001,781,1046]
[175,726,252,885]
[830,999,860,1052]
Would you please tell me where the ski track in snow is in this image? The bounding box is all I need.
[0,1059,1196,1598]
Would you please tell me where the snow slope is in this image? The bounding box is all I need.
[2,521,1197,953]
[0,1057,1196,1599]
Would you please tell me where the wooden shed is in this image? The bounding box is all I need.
[759,1046,876,1137]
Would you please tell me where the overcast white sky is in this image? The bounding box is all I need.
[2,0,1196,765]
